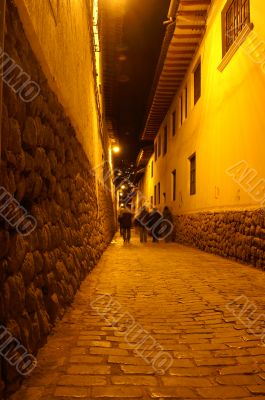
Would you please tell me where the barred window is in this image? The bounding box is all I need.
[222,0,250,56]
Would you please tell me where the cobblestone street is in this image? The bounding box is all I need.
[10,234,265,399]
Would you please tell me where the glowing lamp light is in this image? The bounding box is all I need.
[121,185,126,190]
[112,146,121,154]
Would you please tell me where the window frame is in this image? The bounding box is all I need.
[172,110,176,136]
[163,125,168,155]
[180,94,183,126]
[154,142,157,161]
[154,185,157,205]
[158,135,161,157]
[189,153,196,196]
[172,169,176,202]
[194,61,201,105]
[185,86,188,119]
[158,182,161,205]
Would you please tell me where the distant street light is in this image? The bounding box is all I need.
[112,146,121,154]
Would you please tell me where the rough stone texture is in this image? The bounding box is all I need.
[173,210,265,270]
[0,2,114,396]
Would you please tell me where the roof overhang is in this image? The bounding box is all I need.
[142,0,212,141]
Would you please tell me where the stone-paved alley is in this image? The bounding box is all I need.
[10,235,265,399]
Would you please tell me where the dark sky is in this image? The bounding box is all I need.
[114,0,170,165]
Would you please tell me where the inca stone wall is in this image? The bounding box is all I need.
[173,210,265,269]
[0,2,115,396]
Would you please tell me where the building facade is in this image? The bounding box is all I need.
[138,0,265,267]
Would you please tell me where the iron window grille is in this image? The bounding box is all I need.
[222,0,250,56]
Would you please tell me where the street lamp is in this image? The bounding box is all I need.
[112,145,121,154]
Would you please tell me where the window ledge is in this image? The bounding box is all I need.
[218,22,254,72]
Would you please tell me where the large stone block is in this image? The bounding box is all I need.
[21,253,35,286]
[22,117,37,150]
[8,118,22,153]
[25,284,38,314]
[1,104,10,153]
[7,235,28,274]
[0,231,10,259]
[6,273,25,316]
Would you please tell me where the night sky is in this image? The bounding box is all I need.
[114,0,170,165]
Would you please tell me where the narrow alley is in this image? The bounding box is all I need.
[10,235,265,399]
[1,0,265,398]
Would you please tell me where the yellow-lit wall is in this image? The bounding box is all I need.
[141,0,265,215]
[135,156,155,213]
[14,0,104,170]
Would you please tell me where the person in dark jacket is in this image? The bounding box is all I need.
[135,206,149,243]
[120,210,133,243]
[146,207,163,243]
[118,213,123,236]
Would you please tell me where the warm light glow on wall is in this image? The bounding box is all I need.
[93,0,100,76]
[108,147,113,170]
[93,0,99,39]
